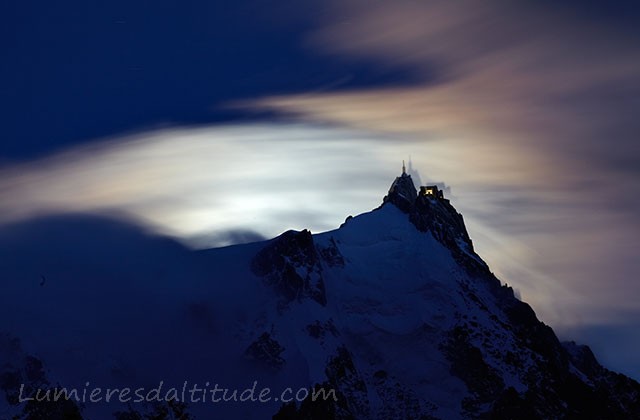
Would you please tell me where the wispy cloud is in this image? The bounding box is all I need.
[1,0,639,379]
[0,124,404,245]
[240,0,640,328]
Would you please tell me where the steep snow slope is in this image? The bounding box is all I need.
[1,175,639,419]
[0,216,285,419]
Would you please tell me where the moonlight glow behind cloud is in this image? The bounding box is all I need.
[1,0,639,381]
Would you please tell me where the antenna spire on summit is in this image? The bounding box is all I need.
[402,160,406,175]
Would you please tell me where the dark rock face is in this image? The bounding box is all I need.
[382,173,417,213]
[6,175,637,419]
[306,319,339,343]
[275,175,640,419]
[563,341,602,378]
[560,342,640,418]
[0,333,83,420]
[412,194,471,247]
[381,173,490,277]
[0,334,48,407]
[113,400,193,420]
[251,229,327,308]
[372,370,438,420]
[427,275,640,420]
[244,332,286,370]
[411,194,490,277]
[273,393,340,420]
[272,346,369,420]
[319,238,346,268]
[442,325,505,413]
[323,346,370,419]
[262,178,640,419]
[438,270,640,419]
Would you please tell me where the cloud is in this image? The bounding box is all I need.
[188,229,267,249]
[1,0,639,378]
[240,0,640,328]
[0,123,407,246]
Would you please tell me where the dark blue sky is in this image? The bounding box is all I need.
[3,0,639,160]
[0,0,431,160]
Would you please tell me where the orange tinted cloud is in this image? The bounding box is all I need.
[242,0,640,327]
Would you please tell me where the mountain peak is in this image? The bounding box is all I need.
[2,170,640,419]
[382,169,417,212]
[382,164,449,212]
[380,166,482,275]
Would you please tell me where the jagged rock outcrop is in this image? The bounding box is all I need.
[382,172,489,276]
[251,229,327,309]
[319,237,346,268]
[274,171,640,419]
[245,332,286,370]
[0,333,83,420]
[305,320,339,343]
[382,172,417,213]
[2,171,639,419]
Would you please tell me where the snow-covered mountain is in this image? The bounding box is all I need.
[1,171,639,419]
